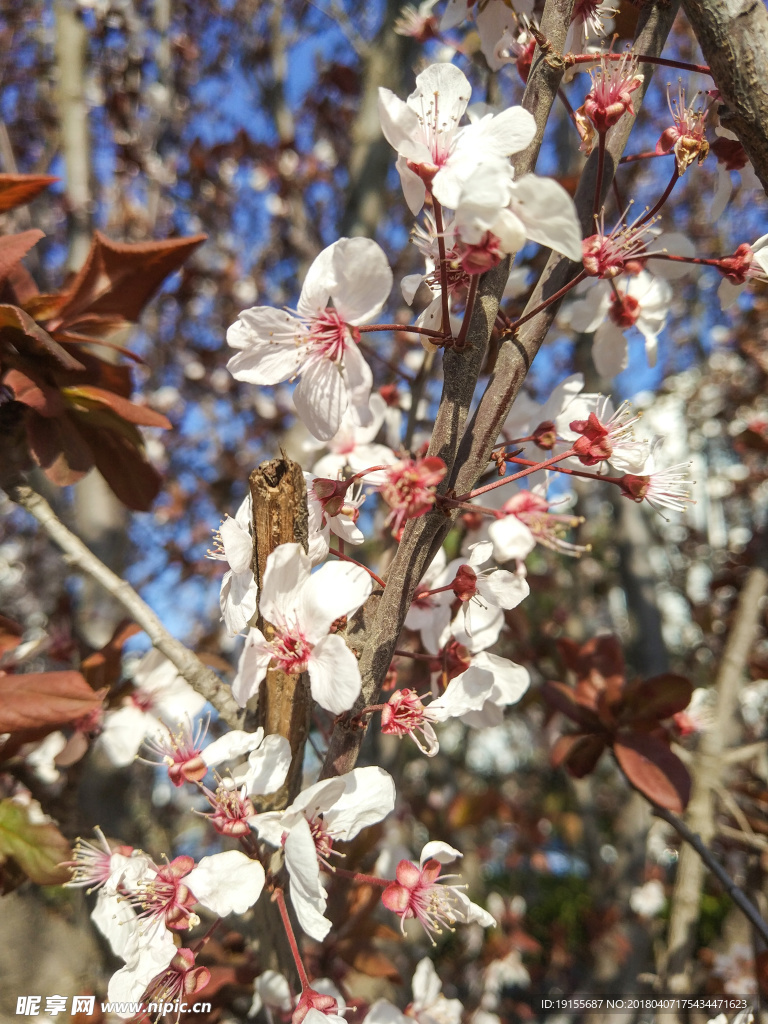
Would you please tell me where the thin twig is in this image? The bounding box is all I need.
[6,481,244,728]
[653,805,768,945]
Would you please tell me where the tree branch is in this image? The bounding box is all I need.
[683,0,768,196]
[5,482,245,729]
[662,563,768,991]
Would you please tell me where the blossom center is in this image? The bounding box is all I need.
[308,308,356,363]
[269,626,314,674]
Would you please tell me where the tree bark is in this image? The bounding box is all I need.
[683,0,768,196]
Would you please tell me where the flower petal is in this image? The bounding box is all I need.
[298,559,373,641]
[186,850,265,916]
[260,543,312,628]
[330,238,393,325]
[308,633,363,714]
[324,766,396,840]
[284,817,331,940]
[294,356,348,442]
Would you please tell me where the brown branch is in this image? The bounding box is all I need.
[248,455,310,807]
[662,564,768,991]
[683,0,768,196]
[318,0,579,780]
[452,0,681,497]
[5,481,245,729]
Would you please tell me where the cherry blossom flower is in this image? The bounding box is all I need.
[305,472,366,565]
[363,958,463,1024]
[441,1,535,72]
[207,494,259,636]
[451,158,583,264]
[487,486,587,562]
[448,541,530,640]
[716,235,768,309]
[394,0,439,40]
[381,840,495,942]
[581,53,643,138]
[380,456,447,537]
[567,270,672,374]
[198,731,291,836]
[500,373,598,447]
[231,543,372,714]
[308,394,398,482]
[656,83,709,176]
[378,63,536,215]
[563,396,649,472]
[93,849,266,1002]
[405,547,453,653]
[227,237,392,441]
[564,0,616,55]
[618,452,694,515]
[97,649,207,767]
[382,651,530,753]
[141,948,211,1013]
[251,766,396,940]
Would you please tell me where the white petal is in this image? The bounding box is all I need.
[330,238,393,325]
[107,940,177,1004]
[508,176,583,262]
[219,515,253,574]
[186,850,265,915]
[412,958,442,1008]
[477,569,529,609]
[308,634,363,714]
[220,567,259,637]
[294,356,348,442]
[396,155,427,215]
[378,88,425,158]
[452,889,496,928]
[284,817,331,940]
[420,840,462,866]
[487,515,536,562]
[237,734,292,795]
[452,602,503,653]
[97,706,150,767]
[298,559,373,642]
[402,272,426,305]
[231,629,272,707]
[226,309,307,384]
[203,728,264,768]
[324,766,396,839]
[467,540,493,567]
[363,1000,409,1024]
[92,891,139,960]
[260,543,312,627]
[297,245,335,318]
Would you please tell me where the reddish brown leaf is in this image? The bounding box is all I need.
[541,680,601,728]
[613,731,691,812]
[81,421,163,510]
[0,671,104,733]
[0,230,44,282]
[81,620,141,691]
[551,732,607,777]
[54,230,206,327]
[62,385,172,429]
[621,673,694,724]
[0,303,83,371]
[558,635,625,685]
[0,174,58,213]
[5,369,66,416]
[27,410,93,485]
